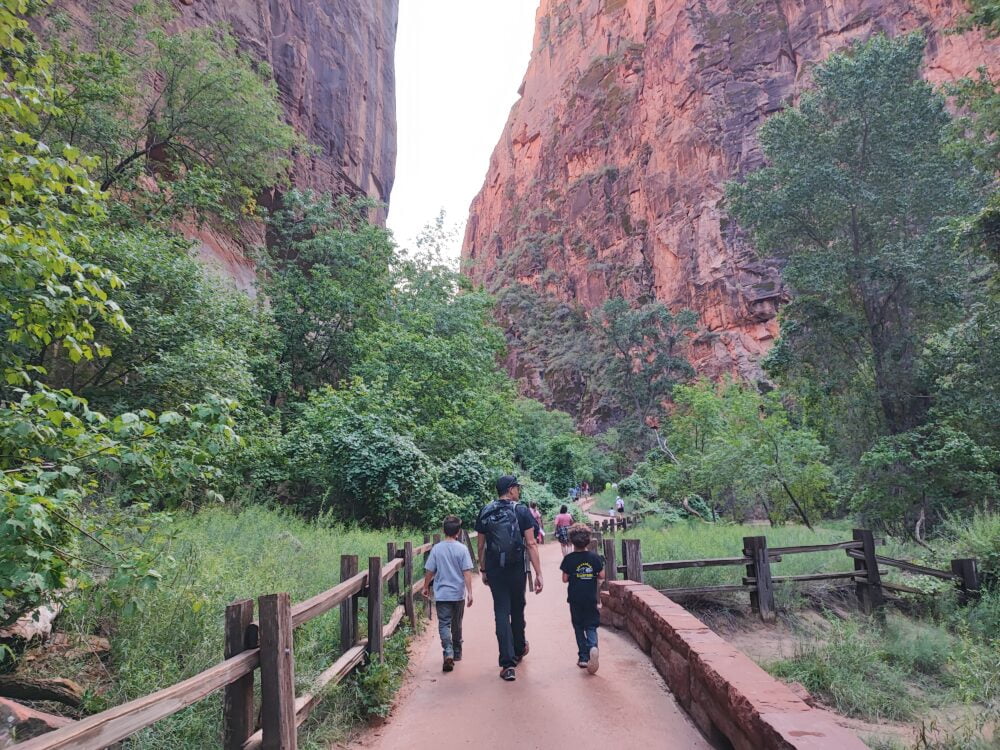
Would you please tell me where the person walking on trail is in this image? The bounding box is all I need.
[560,523,605,674]
[421,515,474,673]
[615,495,625,515]
[476,475,543,682]
[553,504,574,556]
[529,501,545,544]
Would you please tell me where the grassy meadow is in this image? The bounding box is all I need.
[55,507,425,749]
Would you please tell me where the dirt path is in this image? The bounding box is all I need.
[346,542,709,750]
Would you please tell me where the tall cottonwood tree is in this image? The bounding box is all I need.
[727,33,984,439]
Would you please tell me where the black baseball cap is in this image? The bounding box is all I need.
[496,475,520,495]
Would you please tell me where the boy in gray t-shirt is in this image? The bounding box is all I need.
[422,515,474,672]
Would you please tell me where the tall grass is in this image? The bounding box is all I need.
[59,507,424,749]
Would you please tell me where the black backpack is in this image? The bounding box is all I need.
[479,500,524,568]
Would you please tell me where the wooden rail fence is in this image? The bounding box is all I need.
[605,529,980,621]
[14,531,476,750]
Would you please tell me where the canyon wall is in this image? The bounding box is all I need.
[49,0,398,290]
[462,0,998,406]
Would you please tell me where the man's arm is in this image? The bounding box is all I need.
[523,528,543,593]
[477,533,487,584]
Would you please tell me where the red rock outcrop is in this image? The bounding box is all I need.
[463,0,999,399]
[46,0,398,286]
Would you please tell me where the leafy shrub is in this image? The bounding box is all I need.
[619,470,655,500]
[946,508,1000,587]
[438,450,493,524]
[284,386,451,527]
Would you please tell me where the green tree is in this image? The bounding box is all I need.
[0,3,240,624]
[653,380,835,527]
[354,241,517,461]
[264,191,394,396]
[727,34,984,440]
[283,384,455,527]
[591,298,697,454]
[42,227,278,412]
[38,4,302,221]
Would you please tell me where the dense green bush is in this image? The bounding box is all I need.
[284,386,452,527]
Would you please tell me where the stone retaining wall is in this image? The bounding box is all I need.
[601,581,868,749]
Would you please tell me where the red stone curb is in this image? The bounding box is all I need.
[602,581,868,749]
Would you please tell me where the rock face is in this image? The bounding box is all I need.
[463,0,998,403]
[170,0,397,212]
[48,0,398,288]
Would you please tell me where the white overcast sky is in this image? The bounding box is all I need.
[387,0,540,260]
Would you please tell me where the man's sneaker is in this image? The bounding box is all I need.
[500,667,516,681]
[587,647,600,674]
[514,641,530,664]
[577,660,588,668]
[443,657,454,672]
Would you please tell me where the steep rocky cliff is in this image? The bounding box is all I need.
[463,0,998,407]
[49,0,398,289]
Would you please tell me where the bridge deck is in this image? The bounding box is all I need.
[348,541,710,749]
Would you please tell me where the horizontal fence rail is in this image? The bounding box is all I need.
[15,534,450,750]
[611,529,980,621]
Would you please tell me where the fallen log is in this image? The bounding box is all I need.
[0,697,73,745]
[0,676,84,708]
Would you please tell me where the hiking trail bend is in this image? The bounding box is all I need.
[346,541,710,750]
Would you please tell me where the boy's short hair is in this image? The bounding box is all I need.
[442,515,462,538]
[568,523,591,549]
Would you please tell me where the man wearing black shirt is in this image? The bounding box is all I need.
[475,475,543,682]
[559,524,605,674]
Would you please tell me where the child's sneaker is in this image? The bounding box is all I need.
[500,667,516,681]
[576,660,588,668]
[453,651,462,662]
[443,656,454,672]
[587,647,599,674]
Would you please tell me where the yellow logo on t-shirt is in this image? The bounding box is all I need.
[575,562,595,581]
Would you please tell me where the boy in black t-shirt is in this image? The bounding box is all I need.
[559,523,605,674]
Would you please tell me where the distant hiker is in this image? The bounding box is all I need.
[529,501,545,544]
[560,523,605,674]
[422,515,474,673]
[554,504,574,556]
[476,475,543,682]
[569,485,579,501]
[615,496,625,515]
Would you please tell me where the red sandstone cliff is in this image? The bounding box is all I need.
[48,0,398,290]
[462,0,998,398]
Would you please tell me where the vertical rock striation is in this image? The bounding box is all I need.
[462,0,998,403]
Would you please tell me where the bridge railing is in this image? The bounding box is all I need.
[14,530,474,750]
[604,529,980,621]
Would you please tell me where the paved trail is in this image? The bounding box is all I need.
[348,542,709,750]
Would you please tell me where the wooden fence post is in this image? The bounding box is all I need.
[464,529,478,565]
[403,541,416,628]
[367,556,384,662]
[339,555,359,653]
[623,538,643,583]
[951,558,980,604]
[258,593,296,750]
[423,534,432,619]
[386,542,399,597]
[602,538,617,589]
[223,599,254,750]
[744,536,775,623]
[852,529,884,615]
